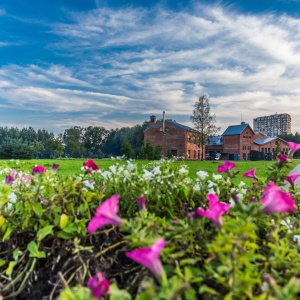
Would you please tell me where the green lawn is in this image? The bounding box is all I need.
[0,158,299,183]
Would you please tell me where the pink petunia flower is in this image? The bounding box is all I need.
[189,194,230,229]
[83,159,99,173]
[87,272,110,298]
[217,160,236,173]
[126,238,166,277]
[260,182,296,214]
[288,142,300,155]
[137,197,147,211]
[278,153,288,167]
[243,168,257,180]
[87,195,123,233]
[51,163,60,173]
[5,174,14,185]
[32,165,47,175]
[285,174,300,188]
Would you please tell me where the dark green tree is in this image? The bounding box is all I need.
[121,138,135,159]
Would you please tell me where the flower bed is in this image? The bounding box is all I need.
[1,143,300,299]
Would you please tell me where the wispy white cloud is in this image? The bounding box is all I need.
[2,3,300,134]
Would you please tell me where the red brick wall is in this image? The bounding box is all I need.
[144,121,203,160]
[253,139,289,155]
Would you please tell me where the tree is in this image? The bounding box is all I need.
[190,95,220,160]
[63,127,86,158]
[121,138,134,159]
[82,126,108,158]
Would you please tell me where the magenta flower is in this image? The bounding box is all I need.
[32,165,47,175]
[285,174,300,188]
[243,168,257,180]
[5,174,14,185]
[288,142,300,155]
[126,238,166,277]
[87,272,110,298]
[83,159,99,173]
[87,195,123,233]
[278,153,288,167]
[260,182,296,214]
[189,194,230,229]
[51,163,60,173]
[217,160,236,173]
[137,197,147,211]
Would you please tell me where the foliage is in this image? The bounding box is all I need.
[1,152,300,298]
[121,138,135,159]
[190,95,221,160]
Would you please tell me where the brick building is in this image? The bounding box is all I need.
[206,122,289,160]
[144,113,203,160]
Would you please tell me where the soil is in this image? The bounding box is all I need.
[0,228,143,300]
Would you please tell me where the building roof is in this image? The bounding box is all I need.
[222,123,251,136]
[144,120,200,133]
[254,137,276,145]
[207,135,223,146]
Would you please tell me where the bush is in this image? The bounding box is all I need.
[1,150,300,299]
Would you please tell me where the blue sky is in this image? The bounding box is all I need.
[1,0,300,135]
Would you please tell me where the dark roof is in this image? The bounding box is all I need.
[254,137,288,145]
[254,137,276,145]
[222,123,252,136]
[144,120,200,133]
[167,120,199,132]
[207,135,223,146]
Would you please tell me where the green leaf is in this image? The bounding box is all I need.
[27,241,46,258]
[37,225,54,242]
[3,227,14,241]
[32,202,43,217]
[0,259,6,267]
[110,282,132,300]
[57,231,74,240]
[6,261,17,276]
[0,215,6,227]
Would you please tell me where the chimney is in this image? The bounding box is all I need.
[150,115,156,124]
[162,111,166,133]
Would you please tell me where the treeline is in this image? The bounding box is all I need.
[0,122,159,159]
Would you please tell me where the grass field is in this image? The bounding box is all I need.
[1,158,299,183]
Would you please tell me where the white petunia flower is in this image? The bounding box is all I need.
[179,167,188,175]
[293,235,300,244]
[193,183,201,191]
[152,166,161,174]
[213,174,222,180]
[109,165,117,173]
[208,188,216,194]
[239,181,246,187]
[127,162,135,171]
[101,171,111,179]
[208,180,217,188]
[143,170,153,181]
[196,171,209,180]
[83,180,94,189]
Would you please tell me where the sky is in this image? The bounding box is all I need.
[1,0,300,135]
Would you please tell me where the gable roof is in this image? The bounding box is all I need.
[222,123,253,136]
[144,120,200,133]
[254,137,288,145]
[254,137,276,145]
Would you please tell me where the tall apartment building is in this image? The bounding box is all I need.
[253,113,291,136]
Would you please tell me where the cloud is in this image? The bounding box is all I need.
[2,3,300,134]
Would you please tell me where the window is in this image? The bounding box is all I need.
[188,135,191,142]
[194,150,196,158]
[187,150,190,158]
